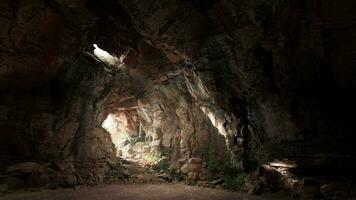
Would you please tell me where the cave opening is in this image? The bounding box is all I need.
[101,112,155,167]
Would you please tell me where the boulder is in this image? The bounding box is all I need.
[143,146,151,154]
[189,157,202,164]
[210,179,224,185]
[6,162,49,187]
[7,162,44,174]
[62,171,77,188]
[181,163,202,174]
[243,181,263,195]
[151,139,161,147]
[319,184,349,200]
[132,142,145,153]
[47,161,77,188]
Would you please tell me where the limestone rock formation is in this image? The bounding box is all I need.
[1,0,356,198]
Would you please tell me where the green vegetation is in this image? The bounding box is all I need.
[206,157,247,190]
[207,159,220,174]
[203,133,247,190]
[222,170,246,190]
[143,153,160,165]
[152,158,169,172]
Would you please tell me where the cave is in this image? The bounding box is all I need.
[1,0,356,199]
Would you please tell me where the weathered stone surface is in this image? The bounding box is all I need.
[6,162,44,174]
[0,0,355,195]
[6,162,49,188]
[118,0,356,179]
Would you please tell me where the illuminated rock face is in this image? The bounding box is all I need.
[117,0,356,178]
[0,0,356,193]
[99,41,231,178]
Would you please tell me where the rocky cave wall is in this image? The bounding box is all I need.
[118,0,356,176]
[99,40,231,179]
[1,0,356,191]
[0,0,137,187]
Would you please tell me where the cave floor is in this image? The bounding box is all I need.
[1,183,288,200]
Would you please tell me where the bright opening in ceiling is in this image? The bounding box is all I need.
[93,44,127,68]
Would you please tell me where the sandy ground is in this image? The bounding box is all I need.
[1,183,288,200]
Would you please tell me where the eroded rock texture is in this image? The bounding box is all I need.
[118,0,356,176]
[1,0,356,197]
[0,0,134,187]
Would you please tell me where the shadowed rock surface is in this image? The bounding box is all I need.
[1,0,356,199]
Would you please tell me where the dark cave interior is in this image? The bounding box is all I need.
[0,0,356,199]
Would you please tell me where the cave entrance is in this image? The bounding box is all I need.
[101,113,164,170]
[91,43,168,173]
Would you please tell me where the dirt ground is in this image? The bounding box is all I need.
[1,183,289,200]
